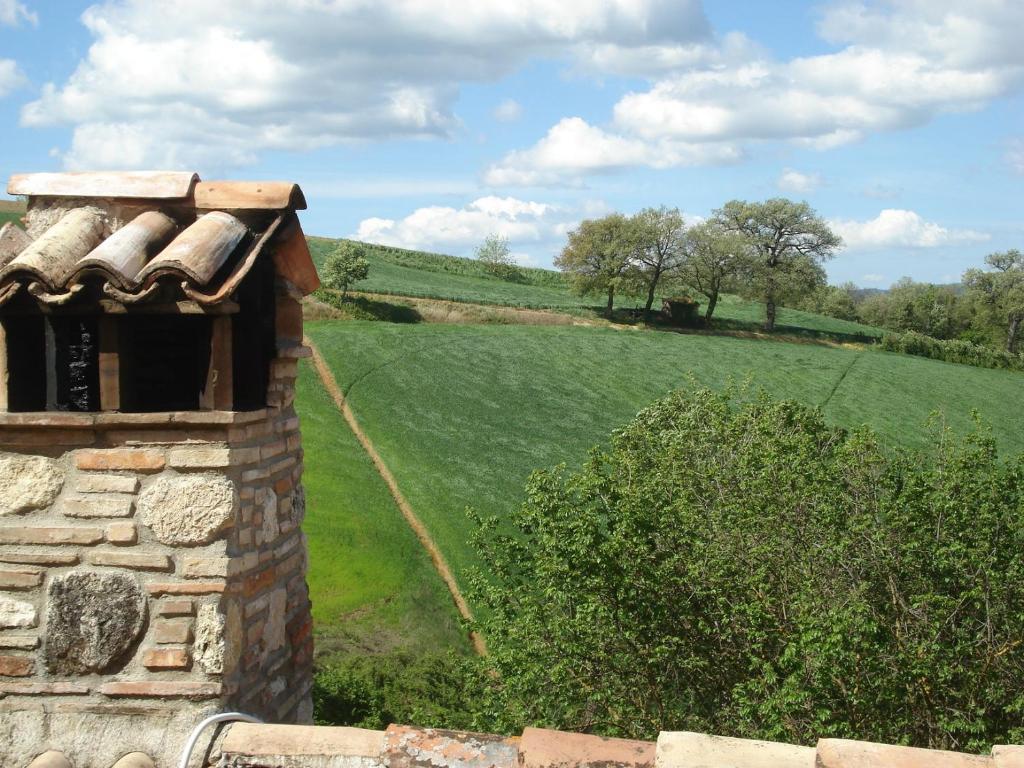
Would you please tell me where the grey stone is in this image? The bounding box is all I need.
[0,453,64,516]
[138,474,236,546]
[194,602,225,674]
[261,487,279,544]
[0,594,37,627]
[45,571,145,674]
[292,484,306,525]
[264,588,288,657]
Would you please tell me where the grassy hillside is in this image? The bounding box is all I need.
[304,321,1024,601]
[307,236,881,340]
[0,199,24,228]
[296,360,468,656]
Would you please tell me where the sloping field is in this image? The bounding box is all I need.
[0,199,24,228]
[307,237,881,339]
[303,320,1024,599]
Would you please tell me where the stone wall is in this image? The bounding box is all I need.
[0,300,313,767]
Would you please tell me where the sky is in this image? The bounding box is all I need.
[0,0,1021,287]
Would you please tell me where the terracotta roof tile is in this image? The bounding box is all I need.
[0,171,317,306]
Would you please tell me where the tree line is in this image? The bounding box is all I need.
[553,198,842,331]
[800,251,1024,355]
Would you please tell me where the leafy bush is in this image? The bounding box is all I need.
[313,652,483,731]
[880,330,1024,371]
[469,387,1024,750]
[322,241,370,296]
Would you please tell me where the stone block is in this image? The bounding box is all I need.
[0,654,34,676]
[138,474,236,546]
[75,449,165,472]
[994,747,1024,768]
[182,556,232,578]
[0,526,104,546]
[657,732,812,768]
[166,447,232,468]
[815,739,992,768]
[74,473,140,494]
[153,619,192,644]
[0,453,65,516]
[88,551,173,571]
[0,567,43,589]
[0,596,37,628]
[62,495,135,518]
[523,727,654,768]
[142,647,190,669]
[220,723,385,764]
[384,724,517,768]
[45,571,146,674]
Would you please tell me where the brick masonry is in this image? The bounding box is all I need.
[0,292,314,766]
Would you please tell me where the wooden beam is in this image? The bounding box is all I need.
[44,317,57,411]
[0,320,8,412]
[201,315,233,410]
[98,316,120,412]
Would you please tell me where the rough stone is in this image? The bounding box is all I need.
[45,571,146,674]
[0,595,37,627]
[194,602,226,674]
[657,732,812,768]
[138,474,236,546]
[261,487,280,544]
[0,453,65,516]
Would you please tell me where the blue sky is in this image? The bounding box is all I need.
[0,0,1021,287]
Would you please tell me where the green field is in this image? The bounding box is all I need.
[296,361,468,656]
[303,320,1024,604]
[307,237,881,339]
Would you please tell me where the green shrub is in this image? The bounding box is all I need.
[880,330,1024,371]
[469,387,1024,750]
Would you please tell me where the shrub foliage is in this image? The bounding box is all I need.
[880,330,1024,371]
[469,387,1024,750]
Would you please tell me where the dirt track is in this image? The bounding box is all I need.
[305,337,488,657]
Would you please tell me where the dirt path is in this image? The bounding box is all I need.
[305,336,488,657]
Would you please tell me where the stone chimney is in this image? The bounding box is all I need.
[0,172,320,767]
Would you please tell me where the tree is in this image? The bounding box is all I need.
[555,214,635,318]
[470,387,1024,749]
[476,234,522,282]
[678,220,748,322]
[322,241,370,298]
[632,207,687,317]
[963,250,1024,354]
[856,278,966,339]
[799,282,860,322]
[715,199,842,331]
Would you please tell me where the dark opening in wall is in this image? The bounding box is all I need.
[232,256,276,411]
[47,316,101,411]
[119,315,212,412]
[2,315,46,412]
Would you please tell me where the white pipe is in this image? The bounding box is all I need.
[177,711,263,768]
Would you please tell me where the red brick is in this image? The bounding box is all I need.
[76,448,164,471]
[99,681,220,699]
[146,581,226,596]
[155,599,193,617]
[142,647,190,670]
[153,619,192,644]
[0,682,88,695]
[88,551,172,571]
[0,568,42,590]
[105,522,137,545]
[0,551,79,566]
[0,655,34,676]
[0,526,104,546]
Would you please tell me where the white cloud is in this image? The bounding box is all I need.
[0,0,36,26]
[491,1,1024,185]
[485,116,740,186]
[0,59,25,98]
[776,168,822,194]
[353,195,578,255]
[830,209,990,250]
[24,0,708,170]
[494,99,523,122]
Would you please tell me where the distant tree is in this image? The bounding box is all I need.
[556,214,635,318]
[800,282,860,322]
[857,278,966,339]
[715,199,842,331]
[322,241,370,298]
[678,220,748,322]
[963,250,1024,354]
[476,234,522,282]
[632,207,687,317]
[470,387,1024,748]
